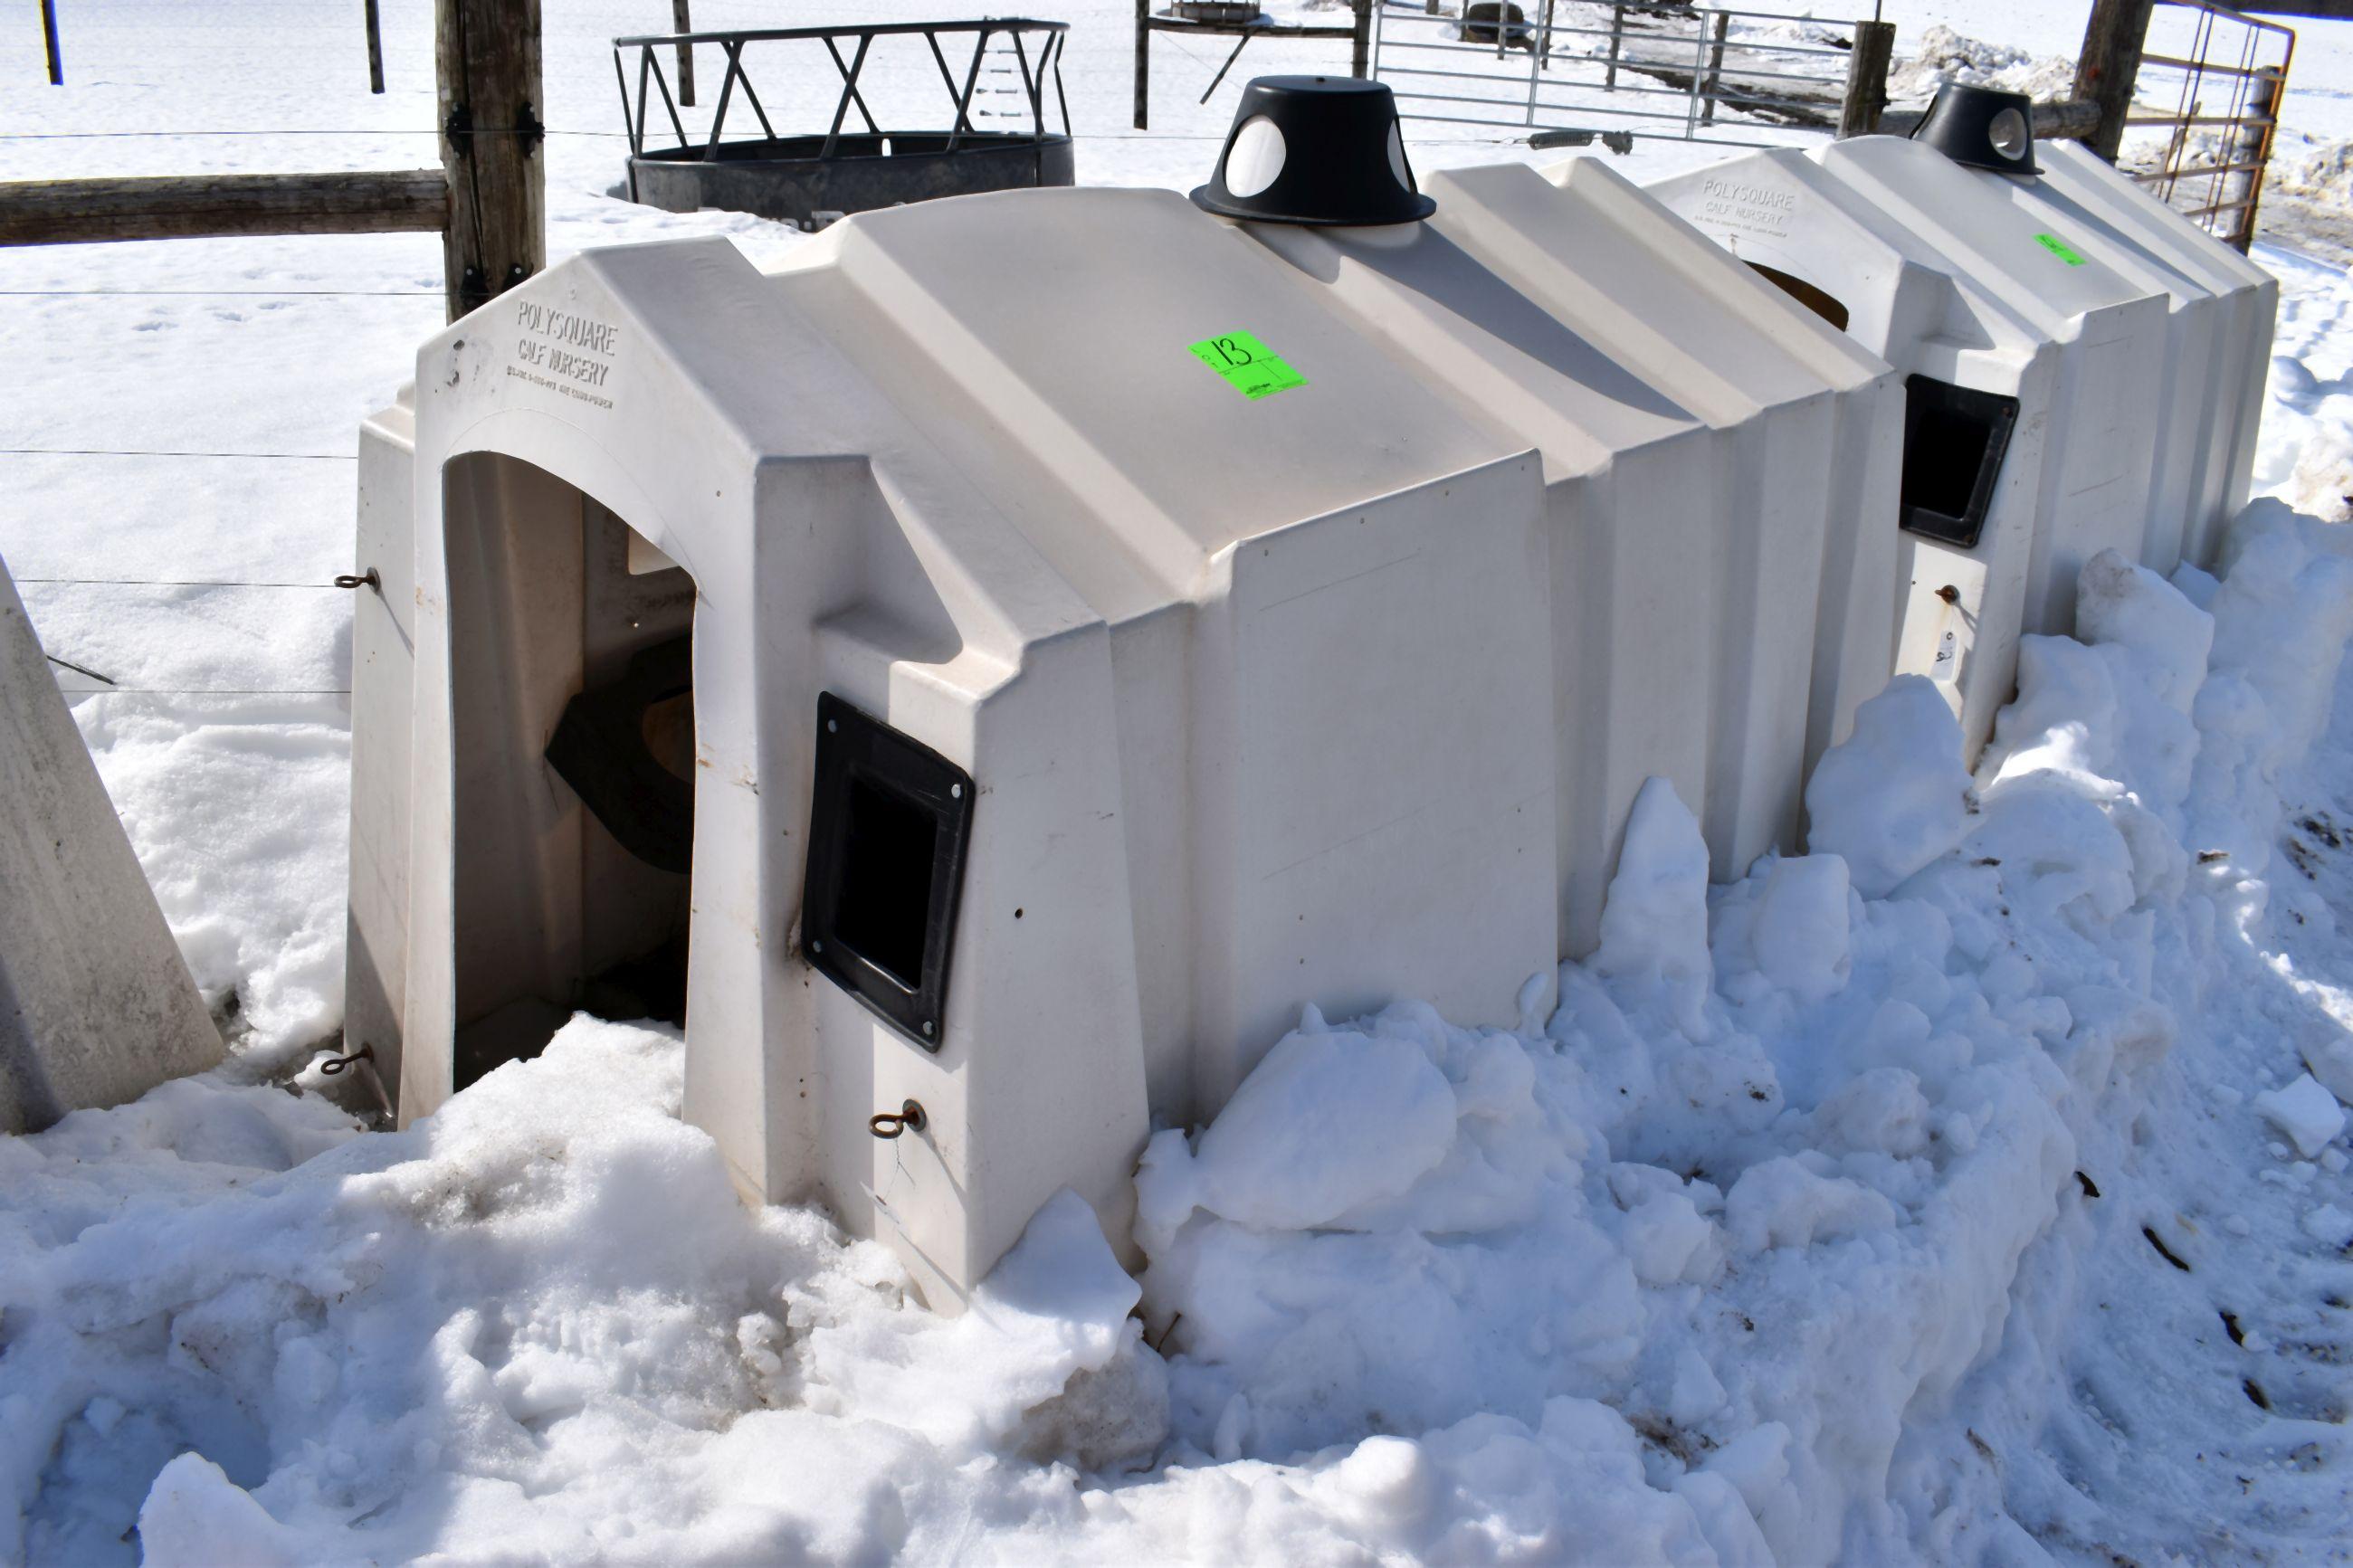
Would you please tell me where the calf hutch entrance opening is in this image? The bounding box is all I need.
[442,454,699,1090]
[612,19,1075,227]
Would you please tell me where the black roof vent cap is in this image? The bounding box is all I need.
[1192,75,1435,226]
[1910,82,2041,176]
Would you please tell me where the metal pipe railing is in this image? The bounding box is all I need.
[1370,0,1865,146]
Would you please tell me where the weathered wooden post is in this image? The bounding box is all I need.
[1351,0,1372,79]
[2075,0,2156,162]
[673,0,695,107]
[1700,10,1729,125]
[437,0,545,321]
[41,0,62,85]
[365,0,386,93]
[1839,19,1896,138]
[1134,0,1151,128]
[2236,58,2288,250]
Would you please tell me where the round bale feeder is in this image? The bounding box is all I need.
[613,20,1074,229]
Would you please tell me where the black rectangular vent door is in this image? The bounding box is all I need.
[802,693,975,1050]
[1899,375,2020,550]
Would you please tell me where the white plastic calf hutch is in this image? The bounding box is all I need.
[1643,101,2174,761]
[1895,87,2273,578]
[350,77,1894,1301]
[353,137,1562,1307]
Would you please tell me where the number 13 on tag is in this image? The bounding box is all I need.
[1189,330,1309,402]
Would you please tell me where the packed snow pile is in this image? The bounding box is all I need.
[2127,130,2353,221]
[11,498,2353,1561]
[2272,138,2353,209]
[3,1020,1163,1563]
[1884,25,2078,111]
[1135,522,2353,1562]
[2257,250,2353,526]
[2258,136,2353,272]
[60,692,351,1070]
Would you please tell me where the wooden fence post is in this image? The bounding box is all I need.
[1351,0,1372,79]
[672,0,695,107]
[1134,0,1150,129]
[2236,61,2287,251]
[365,0,386,93]
[41,0,62,86]
[437,0,545,322]
[1700,11,1729,126]
[1839,19,1895,138]
[2074,0,2155,162]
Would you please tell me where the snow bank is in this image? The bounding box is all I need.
[2272,138,2353,212]
[13,5,2353,1560]
[1804,677,1975,899]
[68,696,351,1067]
[1132,511,2353,1562]
[1884,25,2077,110]
[13,497,2353,1563]
[2,1021,1159,1563]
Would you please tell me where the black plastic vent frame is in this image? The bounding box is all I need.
[1899,375,2021,550]
[802,692,976,1050]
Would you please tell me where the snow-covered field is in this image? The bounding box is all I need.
[9,2,2353,1562]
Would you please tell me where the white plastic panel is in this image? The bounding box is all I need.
[2029,138,2279,572]
[1250,159,1902,948]
[346,391,417,1102]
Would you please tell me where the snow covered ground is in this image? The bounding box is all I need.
[9,1,2353,1562]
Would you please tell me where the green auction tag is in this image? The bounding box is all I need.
[1189,330,1308,402]
[2034,232,2088,266]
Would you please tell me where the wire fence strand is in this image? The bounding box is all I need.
[19,575,355,589]
[62,686,354,697]
[0,447,356,461]
[0,287,440,297]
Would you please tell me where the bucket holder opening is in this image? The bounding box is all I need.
[802,692,976,1051]
[1899,375,2020,550]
